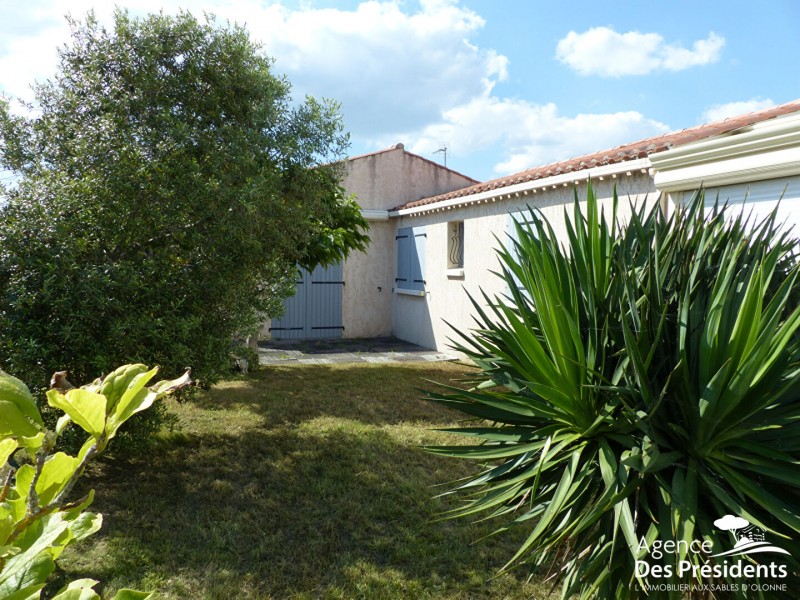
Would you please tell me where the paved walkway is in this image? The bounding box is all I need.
[257,337,456,365]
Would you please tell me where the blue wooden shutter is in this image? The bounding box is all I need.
[410,227,426,291]
[396,227,411,287]
[396,226,426,292]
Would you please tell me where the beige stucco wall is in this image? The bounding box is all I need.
[341,144,477,338]
[342,220,394,338]
[341,144,478,210]
[392,175,660,351]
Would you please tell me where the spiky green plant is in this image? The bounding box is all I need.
[426,185,800,599]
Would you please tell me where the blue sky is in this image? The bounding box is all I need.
[2,0,798,181]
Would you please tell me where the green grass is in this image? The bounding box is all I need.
[51,362,552,599]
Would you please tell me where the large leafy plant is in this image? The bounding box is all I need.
[427,186,800,598]
[1,364,191,599]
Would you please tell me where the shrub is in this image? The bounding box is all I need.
[0,10,368,396]
[0,363,191,599]
[426,186,800,598]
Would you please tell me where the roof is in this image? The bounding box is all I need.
[348,142,479,184]
[393,98,800,211]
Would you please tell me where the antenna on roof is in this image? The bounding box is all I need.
[433,143,449,167]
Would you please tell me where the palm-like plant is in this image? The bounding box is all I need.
[426,185,800,598]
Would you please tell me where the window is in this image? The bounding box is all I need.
[447,221,464,269]
[396,226,426,294]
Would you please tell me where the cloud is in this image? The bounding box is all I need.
[714,515,749,531]
[1,1,507,140]
[0,0,195,102]
[237,0,507,136]
[1,2,675,179]
[399,97,670,176]
[556,27,725,77]
[701,98,776,122]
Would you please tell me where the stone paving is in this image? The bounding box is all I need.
[257,336,456,365]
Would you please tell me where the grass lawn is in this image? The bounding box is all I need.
[51,362,552,599]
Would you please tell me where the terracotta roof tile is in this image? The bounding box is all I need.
[393,99,800,212]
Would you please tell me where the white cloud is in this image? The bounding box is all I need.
[400,97,670,176]
[0,1,506,139]
[701,98,776,122]
[0,0,196,102]
[1,2,674,178]
[235,0,506,136]
[556,27,725,77]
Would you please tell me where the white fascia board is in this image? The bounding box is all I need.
[360,209,389,221]
[650,112,800,192]
[389,158,651,218]
[650,113,800,172]
[653,147,800,192]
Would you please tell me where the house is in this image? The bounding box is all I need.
[267,143,477,340]
[270,99,800,352]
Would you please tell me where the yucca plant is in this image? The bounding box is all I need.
[426,184,800,599]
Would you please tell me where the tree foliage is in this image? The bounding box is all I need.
[0,10,368,390]
[427,187,800,598]
[0,363,191,599]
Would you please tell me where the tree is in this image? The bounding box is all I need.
[0,9,368,391]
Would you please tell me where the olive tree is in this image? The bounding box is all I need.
[0,10,368,391]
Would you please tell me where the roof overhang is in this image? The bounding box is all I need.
[361,209,389,221]
[389,159,652,217]
[650,112,800,192]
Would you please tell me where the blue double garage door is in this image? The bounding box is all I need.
[269,262,344,340]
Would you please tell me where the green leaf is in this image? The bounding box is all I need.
[19,433,45,454]
[52,578,100,600]
[46,389,106,438]
[105,367,160,438]
[54,413,71,437]
[0,551,54,600]
[0,401,41,439]
[0,438,18,466]
[0,514,74,598]
[111,591,154,600]
[35,453,81,506]
[0,371,43,428]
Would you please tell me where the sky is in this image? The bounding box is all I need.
[2,0,798,182]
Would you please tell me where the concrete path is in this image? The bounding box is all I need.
[257,337,456,366]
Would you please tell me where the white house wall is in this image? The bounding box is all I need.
[667,175,800,237]
[391,175,659,352]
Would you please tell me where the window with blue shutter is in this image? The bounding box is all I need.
[396,226,426,293]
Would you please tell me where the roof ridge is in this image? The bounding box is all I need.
[347,143,408,162]
[348,142,480,184]
[399,147,480,184]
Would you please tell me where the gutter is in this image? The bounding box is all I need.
[650,112,800,192]
[389,159,652,217]
[360,209,389,221]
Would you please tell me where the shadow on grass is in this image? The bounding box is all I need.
[63,427,542,598]
[53,363,548,599]
[193,363,480,427]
